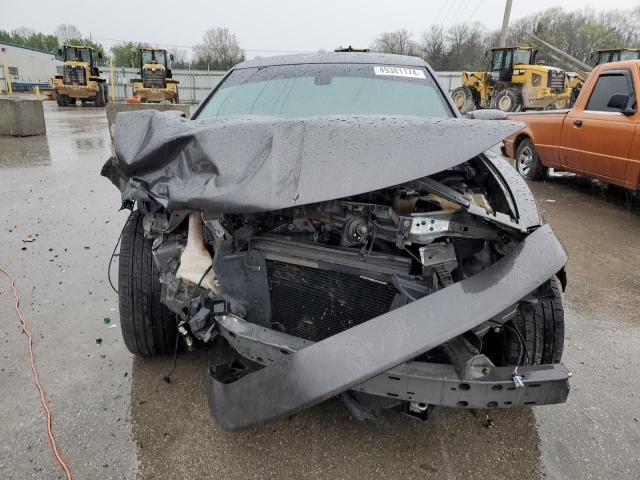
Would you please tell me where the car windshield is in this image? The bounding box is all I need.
[142,50,166,66]
[197,63,452,119]
[65,47,91,63]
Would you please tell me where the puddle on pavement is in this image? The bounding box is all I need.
[529,175,640,325]
[131,351,542,480]
[0,134,52,167]
[0,101,111,170]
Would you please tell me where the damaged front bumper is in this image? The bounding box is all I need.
[207,224,569,430]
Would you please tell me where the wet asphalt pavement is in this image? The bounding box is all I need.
[1,101,639,479]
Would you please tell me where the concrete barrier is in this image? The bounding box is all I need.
[0,97,46,136]
[106,103,191,137]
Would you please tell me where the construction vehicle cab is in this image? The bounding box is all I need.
[490,47,536,82]
[52,45,108,107]
[130,48,179,103]
[452,46,581,113]
[595,49,640,65]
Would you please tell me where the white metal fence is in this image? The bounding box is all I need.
[1,66,461,102]
[98,68,462,104]
[97,67,226,103]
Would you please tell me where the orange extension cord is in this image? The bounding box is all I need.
[0,265,73,480]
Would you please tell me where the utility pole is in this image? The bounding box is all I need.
[499,0,513,48]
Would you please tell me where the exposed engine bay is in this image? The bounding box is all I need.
[137,155,561,421]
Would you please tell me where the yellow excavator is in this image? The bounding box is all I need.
[52,45,108,107]
[129,48,179,103]
[451,46,583,113]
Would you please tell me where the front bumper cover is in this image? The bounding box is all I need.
[207,224,568,430]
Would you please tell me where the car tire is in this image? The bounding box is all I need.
[451,86,476,113]
[118,210,178,356]
[515,138,547,181]
[504,278,564,365]
[492,88,522,112]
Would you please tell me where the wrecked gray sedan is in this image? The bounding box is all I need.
[102,53,570,430]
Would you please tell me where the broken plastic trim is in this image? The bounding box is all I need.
[207,224,567,430]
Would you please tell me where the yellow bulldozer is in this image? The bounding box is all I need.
[595,48,640,65]
[52,45,108,107]
[129,48,179,103]
[451,46,583,113]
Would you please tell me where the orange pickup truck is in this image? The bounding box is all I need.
[503,60,640,191]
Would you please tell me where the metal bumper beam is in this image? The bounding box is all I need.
[208,224,567,430]
[353,362,570,408]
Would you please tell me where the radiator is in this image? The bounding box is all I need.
[267,260,398,342]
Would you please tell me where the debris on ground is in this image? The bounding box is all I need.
[22,235,36,243]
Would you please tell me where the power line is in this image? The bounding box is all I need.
[446,0,472,30]
[439,0,461,28]
[463,0,485,25]
[432,0,449,26]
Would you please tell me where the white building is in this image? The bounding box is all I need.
[0,41,62,91]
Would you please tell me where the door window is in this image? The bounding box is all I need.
[586,72,633,112]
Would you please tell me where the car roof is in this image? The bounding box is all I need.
[233,52,429,70]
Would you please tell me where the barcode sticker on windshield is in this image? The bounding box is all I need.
[373,66,426,79]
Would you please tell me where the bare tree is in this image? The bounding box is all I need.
[54,24,82,44]
[193,27,245,70]
[370,29,417,56]
[168,48,190,69]
[418,25,446,69]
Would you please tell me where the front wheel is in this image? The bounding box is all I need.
[56,93,69,106]
[492,88,523,112]
[503,278,564,365]
[118,210,178,356]
[451,86,476,113]
[94,83,106,107]
[516,137,547,180]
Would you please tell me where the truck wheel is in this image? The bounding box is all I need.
[515,138,547,180]
[451,86,476,113]
[94,83,106,107]
[492,88,522,112]
[503,278,564,365]
[69,98,77,105]
[118,210,178,356]
[56,93,69,107]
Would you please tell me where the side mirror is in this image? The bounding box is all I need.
[607,93,636,115]
[170,54,175,61]
[466,109,507,120]
[98,52,103,59]
[607,93,628,109]
[57,48,63,56]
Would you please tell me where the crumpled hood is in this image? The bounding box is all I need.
[101,110,524,213]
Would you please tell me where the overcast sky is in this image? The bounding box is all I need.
[3,0,638,57]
